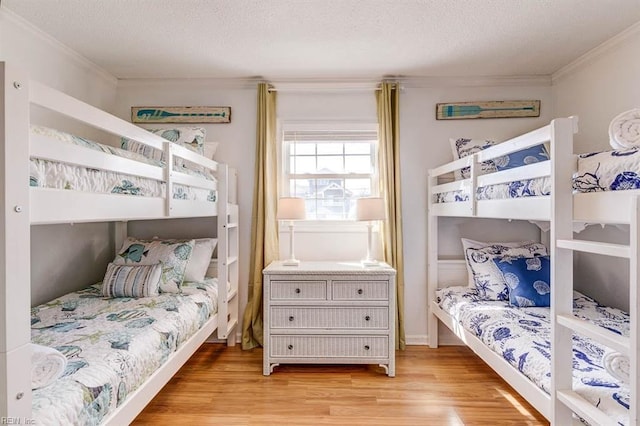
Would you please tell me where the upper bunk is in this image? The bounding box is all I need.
[428,115,640,225]
[3,62,233,225]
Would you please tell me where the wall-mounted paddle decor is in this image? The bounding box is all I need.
[436,100,540,120]
[131,106,231,124]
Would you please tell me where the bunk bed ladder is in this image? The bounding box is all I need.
[216,164,239,344]
[551,116,639,424]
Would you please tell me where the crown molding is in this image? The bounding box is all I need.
[1,7,117,87]
[552,21,640,84]
[117,74,551,91]
[399,75,552,88]
[116,77,260,90]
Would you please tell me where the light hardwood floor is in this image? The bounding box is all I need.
[133,344,549,425]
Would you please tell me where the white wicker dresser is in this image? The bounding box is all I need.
[262,261,396,376]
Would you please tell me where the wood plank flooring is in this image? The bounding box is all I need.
[132,344,549,425]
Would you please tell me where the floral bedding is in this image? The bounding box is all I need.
[573,148,640,192]
[29,125,217,202]
[436,286,630,425]
[435,177,550,203]
[436,147,640,203]
[31,279,220,426]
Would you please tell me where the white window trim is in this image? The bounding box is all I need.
[278,120,379,227]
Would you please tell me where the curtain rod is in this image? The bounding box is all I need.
[267,84,402,93]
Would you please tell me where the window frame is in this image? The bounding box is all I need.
[279,120,379,223]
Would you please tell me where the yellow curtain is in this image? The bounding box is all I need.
[376,82,406,350]
[242,83,279,349]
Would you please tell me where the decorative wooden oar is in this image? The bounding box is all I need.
[136,109,228,119]
[436,100,540,120]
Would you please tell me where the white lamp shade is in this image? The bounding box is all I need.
[356,197,385,221]
[277,197,306,220]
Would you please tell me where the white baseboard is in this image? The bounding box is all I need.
[405,334,429,345]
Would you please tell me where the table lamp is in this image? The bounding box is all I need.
[356,197,385,266]
[277,197,306,266]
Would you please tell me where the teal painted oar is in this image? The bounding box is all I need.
[136,109,227,119]
[444,105,535,117]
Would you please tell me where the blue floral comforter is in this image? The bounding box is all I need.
[31,279,220,425]
[436,286,630,425]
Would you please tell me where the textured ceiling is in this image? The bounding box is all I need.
[3,0,640,80]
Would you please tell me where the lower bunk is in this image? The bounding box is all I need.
[30,278,227,425]
[432,285,630,425]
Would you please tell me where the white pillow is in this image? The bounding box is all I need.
[184,238,218,282]
[204,142,219,160]
[461,238,548,300]
[449,138,497,180]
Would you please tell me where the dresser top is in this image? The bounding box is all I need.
[264,261,396,275]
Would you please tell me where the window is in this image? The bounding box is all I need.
[282,123,378,220]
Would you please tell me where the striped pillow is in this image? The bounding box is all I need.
[102,263,162,298]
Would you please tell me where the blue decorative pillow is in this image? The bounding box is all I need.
[493,144,549,171]
[492,256,551,307]
[462,238,548,301]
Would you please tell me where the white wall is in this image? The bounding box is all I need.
[553,24,640,311]
[1,9,119,305]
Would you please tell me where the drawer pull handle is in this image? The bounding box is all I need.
[288,316,294,322]
[357,289,363,295]
[365,315,371,321]
[287,344,293,350]
[295,288,301,294]
[364,345,370,351]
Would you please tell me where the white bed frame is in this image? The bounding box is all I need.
[427,116,640,425]
[0,62,240,424]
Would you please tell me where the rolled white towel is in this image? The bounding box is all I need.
[602,349,629,384]
[31,343,67,390]
[609,108,640,149]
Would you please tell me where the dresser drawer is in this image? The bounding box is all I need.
[270,335,388,358]
[270,307,389,329]
[332,281,389,300]
[270,281,327,300]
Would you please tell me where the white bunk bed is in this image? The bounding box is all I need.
[427,116,639,425]
[0,62,240,424]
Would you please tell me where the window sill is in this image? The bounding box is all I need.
[280,220,373,233]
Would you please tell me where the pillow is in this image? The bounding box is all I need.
[114,238,195,293]
[101,263,162,298]
[493,144,549,171]
[493,256,551,307]
[184,238,218,282]
[449,138,497,180]
[204,142,219,160]
[462,238,548,300]
[121,127,206,168]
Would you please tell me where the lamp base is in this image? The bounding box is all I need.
[361,259,379,267]
[282,258,300,266]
